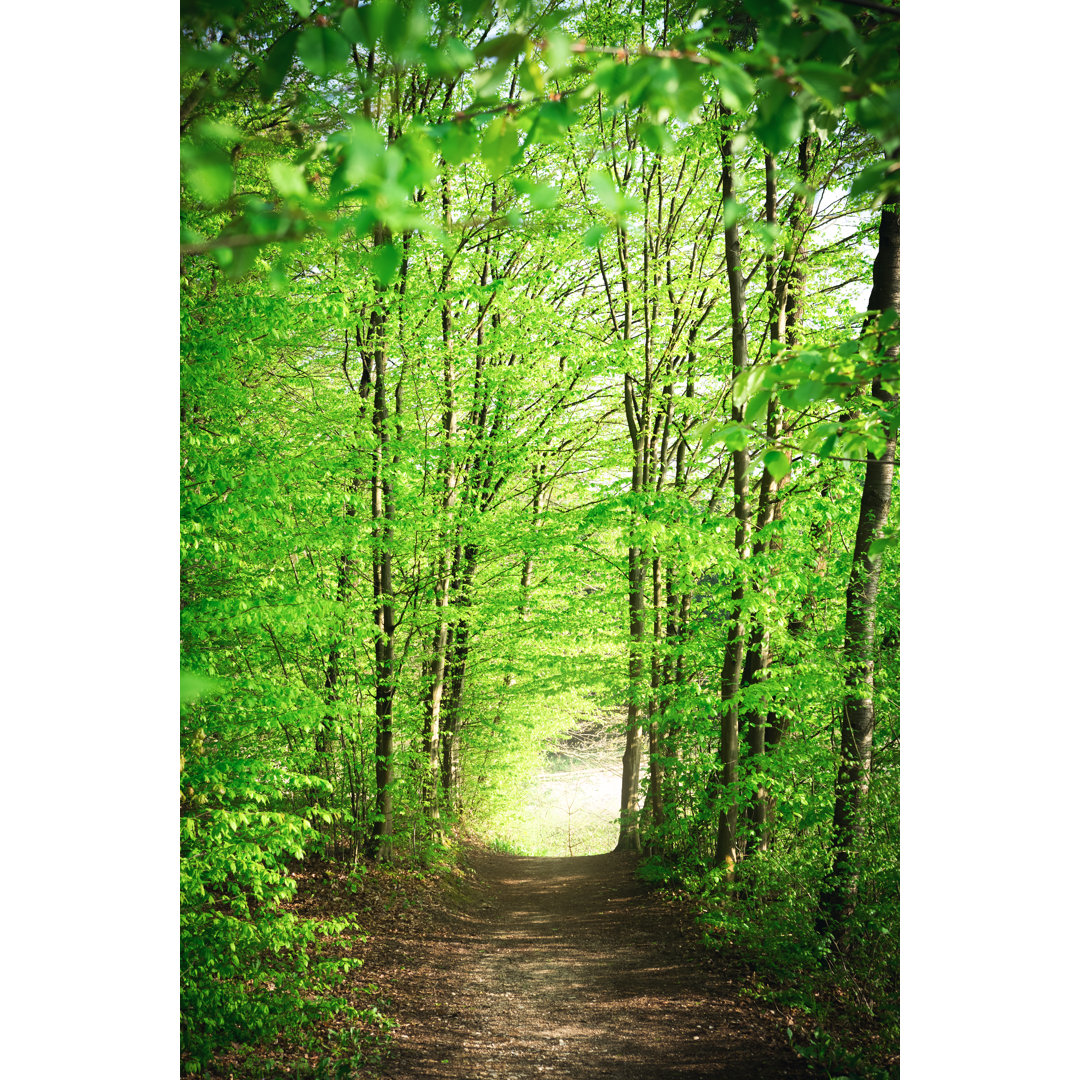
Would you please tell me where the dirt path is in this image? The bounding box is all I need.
[373,847,811,1079]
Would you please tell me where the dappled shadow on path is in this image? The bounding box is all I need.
[377,848,810,1080]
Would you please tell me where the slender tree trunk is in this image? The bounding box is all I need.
[423,568,450,832]
[441,542,478,813]
[617,383,649,852]
[519,460,544,618]
[317,547,355,858]
[715,131,751,874]
[658,360,696,821]
[440,619,467,811]
[648,554,666,833]
[743,145,809,855]
[616,203,647,851]
[421,284,458,834]
[618,521,646,851]
[367,226,396,861]
[817,176,900,944]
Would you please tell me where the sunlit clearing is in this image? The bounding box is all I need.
[487,723,623,856]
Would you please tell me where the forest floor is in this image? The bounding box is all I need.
[358,843,811,1079]
[208,841,815,1079]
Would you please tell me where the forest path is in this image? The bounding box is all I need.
[373,846,810,1079]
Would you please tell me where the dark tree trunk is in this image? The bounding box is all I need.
[742,143,810,855]
[616,211,647,852]
[367,228,396,861]
[441,542,478,813]
[421,283,459,834]
[715,132,750,874]
[817,175,900,945]
[648,554,666,833]
[618,529,646,852]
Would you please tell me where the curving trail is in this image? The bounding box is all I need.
[375,847,811,1079]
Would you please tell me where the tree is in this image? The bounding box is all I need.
[817,176,899,945]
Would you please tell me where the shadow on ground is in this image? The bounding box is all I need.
[374,847,811,1080]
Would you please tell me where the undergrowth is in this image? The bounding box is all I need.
[638,850,899,1080]
[182,842,463,1079]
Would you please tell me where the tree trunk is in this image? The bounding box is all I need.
[616,198,646,852]
[618,532,646,851]
[715,131,750,874]
[421,285,458,834]
[743,144,809,855]
[367,228,396,861]
[648,554,666,833]
[441,542,478,813]
[817,175,900,944]
[617,354,648,851]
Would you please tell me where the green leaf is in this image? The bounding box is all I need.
[340,0,388,48]
[438,121,477,166]
[519,58,546,97]
[481,116,519,179]
[181,671,225,706]
[530,184,559,211]
[512,178,559,210]
[722,198,746,229]
[749,220,781,251]
[850,158,899,200]
[711,54,757,113]
[589,170,620,213]
[742,0,794,18]
[734,364,772,407]
[753,92,803,155]
[762,450,790,481]
[855,88,900,152]
[343,117,385,185]
[868,531,898,557]
[542,30,572,77]
[297,26,350,77]
[801,422,840,455]
[339,7,365,44]
[527,99,575,145]
[285,0,310,16]
[671,65,706,121]
[582,224,608,248]
[473,58,513,100]
[425,37,475,79]
[796,61,850,110]
[476,32,527,62]
[396,127,436,189]
[744,389,772,426]
[372,242,402,285]
[192,118,241,145]
[786,377,826,408]
[268,161,308,198]
[639,122,675,156]
[258,31,299,101]
[181,42,234,75]
[812,5,856,37]
[384,1,431,62]
[181,141,232,204]
[712,423,752,452]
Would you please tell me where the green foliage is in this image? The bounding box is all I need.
[180,0,898,257]
[181,0,898,1071]
[180,693,363,1069]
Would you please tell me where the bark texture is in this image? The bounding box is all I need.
[817,176,900,943]
[715,134,750,874]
